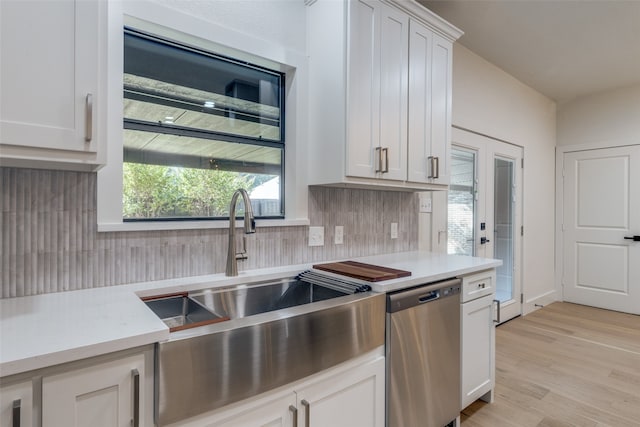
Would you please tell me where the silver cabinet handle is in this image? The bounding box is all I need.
[382,147,389,173]
[493,299,501,324]
[132,369,140,427]
[12,399,20,427]
[85,93,93,142]
[428,156,440,179]
[289,405,298,427]
[375,147,383,173]
[301,399,310,427]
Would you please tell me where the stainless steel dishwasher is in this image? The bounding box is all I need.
[386,278,461,427]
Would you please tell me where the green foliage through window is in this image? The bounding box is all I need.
[123,163,257,219]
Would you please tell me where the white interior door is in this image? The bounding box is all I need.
[448,128,523,323]
[561,145,640,314]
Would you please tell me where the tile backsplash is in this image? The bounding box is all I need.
[1,167,418,298]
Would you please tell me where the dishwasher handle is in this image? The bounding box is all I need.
[387,278,461,313]
[418,290,440,303]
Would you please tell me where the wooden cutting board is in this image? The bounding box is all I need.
[313,260,411,282]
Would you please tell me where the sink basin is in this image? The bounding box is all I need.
[142,293,228,332]
[190,277,349,320]
[153,276,385,426]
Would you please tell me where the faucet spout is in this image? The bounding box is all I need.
[226,189,256,276]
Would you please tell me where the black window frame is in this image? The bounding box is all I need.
[122,27,286,222]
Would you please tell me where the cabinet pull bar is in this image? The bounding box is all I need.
[433,156,439,179]
[289,405,298,427]
[375,147,383,173]
[493,299,501,324]
[85,93,93,142]
[12,399,20,427]
[382,147,389,173]
[132,368,140,427]
[427,156,435,179]
[301,399,311,427]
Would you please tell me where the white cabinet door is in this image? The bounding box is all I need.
[0,0,105,169]
[428,32,452,185]
[347,0,407,181]
[296,356,385,427]
[377,2,408,181]
[170,390,297,427]
[347,0,379,179]
[0,380,32,427]
[461,294,495,409]
[407,19,452,186]
[42,354,145,427]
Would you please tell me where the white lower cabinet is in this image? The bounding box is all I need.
[295,355,385,427]
[172,351,385,427]
[460,270,496,410]
[42,353,147,427]
[0,379,33,427]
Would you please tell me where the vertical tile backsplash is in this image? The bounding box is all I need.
[1,167,418,298]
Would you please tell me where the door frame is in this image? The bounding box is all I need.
[554,138,640,305]
[450,127,524,324]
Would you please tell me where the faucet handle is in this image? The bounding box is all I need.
[235,236,250,261]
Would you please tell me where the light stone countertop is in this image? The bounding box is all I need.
[0,251,500,378]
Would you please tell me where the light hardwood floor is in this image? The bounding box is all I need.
[461,302,640,427]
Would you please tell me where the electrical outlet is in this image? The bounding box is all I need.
[390,222,398,239]
[309,226,324,246]
[335,226,344,245]
[419,196,432,213]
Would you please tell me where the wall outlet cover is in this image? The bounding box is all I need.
[390,222,398,239]
[309,226,325,246]
[334,226,344,245]
[419,197,432,213]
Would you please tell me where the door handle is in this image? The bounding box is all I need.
[480,237,491,244]
[375,147,383,173]
[12,399,20,427]
[301,399,310,427]
[493,299,501,324]
[382,147,389,173]
[624,235,640,241]
[427,156,439,179]
[289,405,298,427]
[132,369,140,427]
[85,93,93,142]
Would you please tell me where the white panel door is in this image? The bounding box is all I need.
[562,145,640,314]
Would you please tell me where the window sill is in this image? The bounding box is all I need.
[97,218,310,233]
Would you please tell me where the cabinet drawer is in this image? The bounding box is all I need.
[461,270,495,302]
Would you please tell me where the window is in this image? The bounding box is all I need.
[122,29,285,221]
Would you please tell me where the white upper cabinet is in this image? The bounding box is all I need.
[307,0,461,190]
[0,0,106,171]
[347,0,408,181]
[407,19,453,185]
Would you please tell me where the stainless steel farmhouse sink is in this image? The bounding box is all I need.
[150,275,385,426]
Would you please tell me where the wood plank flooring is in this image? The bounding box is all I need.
[461,302,640,427]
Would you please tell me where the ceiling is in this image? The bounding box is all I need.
[418,0,640,104]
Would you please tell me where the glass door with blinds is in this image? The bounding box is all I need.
[448,128,523,323]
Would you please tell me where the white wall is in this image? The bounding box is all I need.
[557,83,640,147]
[450,44,557,313]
